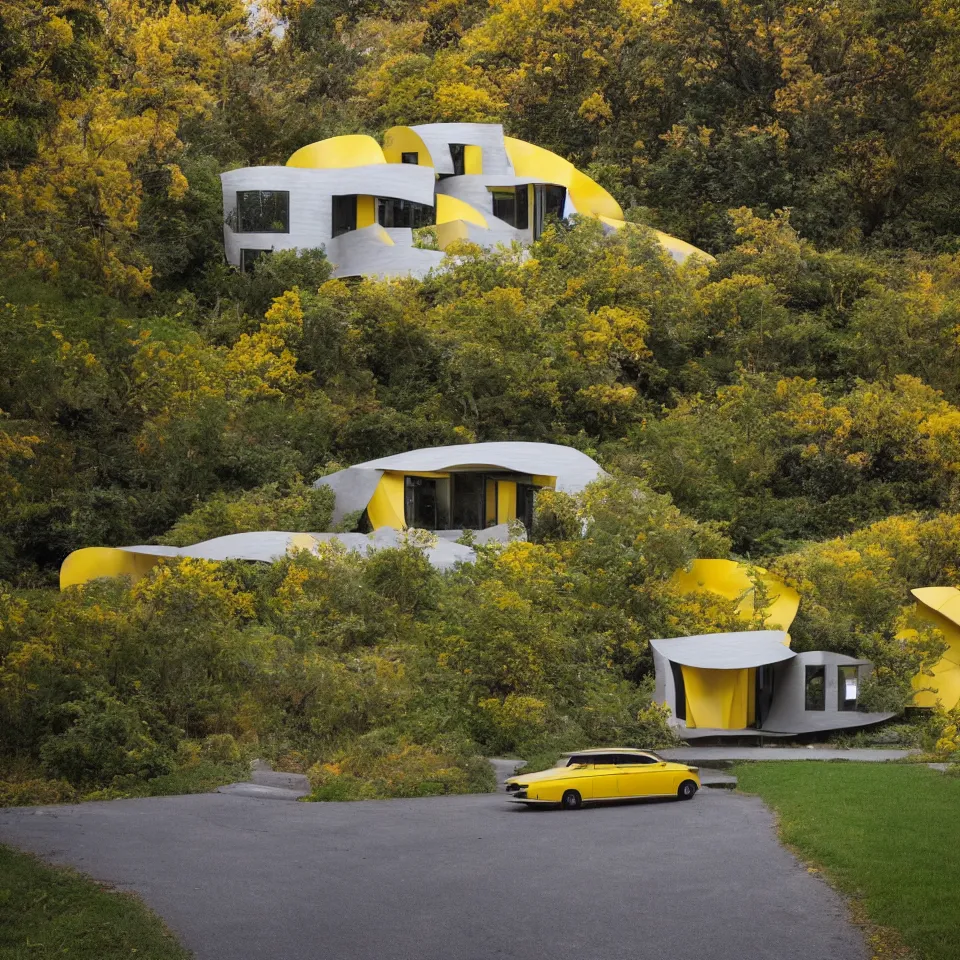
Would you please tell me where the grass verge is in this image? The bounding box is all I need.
[736,761,960,960]
[0,844,190,959]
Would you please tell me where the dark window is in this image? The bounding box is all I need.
[516,484,536,531]
[377,197,433,229]
[332,195,357,237]
[838,666,859,712]
[404,476,437,530]
[565,756,588,766]
[237,191,289,233]
[401,152,418,164]
[449,143,466,176]
[240,248,271,273]
[670,660,687,722]
[615,754,657,765]
[452,474,485,530]
[515,184,529,229]
[532,184,567,240]
[589,754,618,766]
[805,665,826,711]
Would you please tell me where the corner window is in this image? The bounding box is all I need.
[236,190,289,233]
[240,248,271,273]
[838,666,859,712]
[449,143,466,176]
[377,198,433,229]
[804,665,825,711]
[401,152,418,164]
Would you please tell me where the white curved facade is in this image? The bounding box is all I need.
[221,126,714,279]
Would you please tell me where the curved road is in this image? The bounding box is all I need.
[0,783,866,960]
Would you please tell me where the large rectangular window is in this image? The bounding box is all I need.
[804,665,826,711]
[838,666,859,711]
[237,191,289,233]
[404,477,438,530]
[332,195,358,237]
[491,187,529,229]
[377,198,433,229]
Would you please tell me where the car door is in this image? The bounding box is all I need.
[587,754,620,799]
[615,753,672,797]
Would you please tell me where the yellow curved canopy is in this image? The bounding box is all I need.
[669,559,800,636]
[383,127,435,168]
[908,587,960,709]
[287,135,386,169]
[436,194,488,227]
[503,137,623,221]
[60,547,161,590]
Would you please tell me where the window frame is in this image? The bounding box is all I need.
[236,190,290,234]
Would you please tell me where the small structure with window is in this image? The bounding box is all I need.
[316,441,605,538]
[651,632,894,739]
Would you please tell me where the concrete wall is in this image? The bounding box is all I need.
[221,164,439,278]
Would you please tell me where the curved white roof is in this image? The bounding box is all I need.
[317,442,606,525]
[650,631,794,669]
[118,529,477,572]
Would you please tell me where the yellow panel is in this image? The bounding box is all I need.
[747,667,756,725]
[367,473,406,530]
[504,137,624,221]
[497,481,517,524]
[485,479,497,526]
[357,195,376,228]
[464,144,483,175]
[682,666,750,730]
[287,135,385,169]
[532,475,556,489]
[436,194,488,228]
[670,559,800,635]
[907,587,960,709]
[598,216,715,264]
[383,126,435,167]
[60,547,160,590]
[436,220,471,250]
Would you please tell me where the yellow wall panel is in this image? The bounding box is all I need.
[907,587,960,708]
[382,127,435,167]
[464,145,483,175]
[287,135,385,168]
[60,547,160,590]
[497,481,517,524]
[682,666,750,730]
[436,194,488,227]
[357,195,376,228]
[367,473,406,530]
[485,479,497,526]
[532,475,556,489]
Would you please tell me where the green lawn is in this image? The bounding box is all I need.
[0,844,190,959]
[736,762,960,960]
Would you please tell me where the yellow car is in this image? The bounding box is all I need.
[504,748,701,809]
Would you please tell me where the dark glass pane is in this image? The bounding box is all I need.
[240,248,271,273]
[805,665,825,711]
[404,476,437,530]
[545,185,566,219]
[491,190,516,226]
[377,198,433,229]
[237,191,289,233]
[332,195,357,237]
[449,143,465,176]
[401,152,418,164]
[515,184,529,229]
[516,483,536,531]
[452,474,484,529]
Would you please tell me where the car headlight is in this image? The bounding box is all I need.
[505,782,520,792]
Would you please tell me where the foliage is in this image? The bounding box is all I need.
[0,844,190,960]
[736,763,960,960]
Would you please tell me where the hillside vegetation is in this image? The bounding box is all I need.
[2,0,960,800]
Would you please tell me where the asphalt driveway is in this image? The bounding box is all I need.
[0,787,866,960]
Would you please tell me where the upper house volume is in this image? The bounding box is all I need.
[221,124,713,279]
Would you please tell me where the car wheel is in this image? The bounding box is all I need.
[561,790,582,810]
[677,780,698,801]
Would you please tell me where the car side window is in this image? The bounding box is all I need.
[591,754,618,766]
[615,753,657,765]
